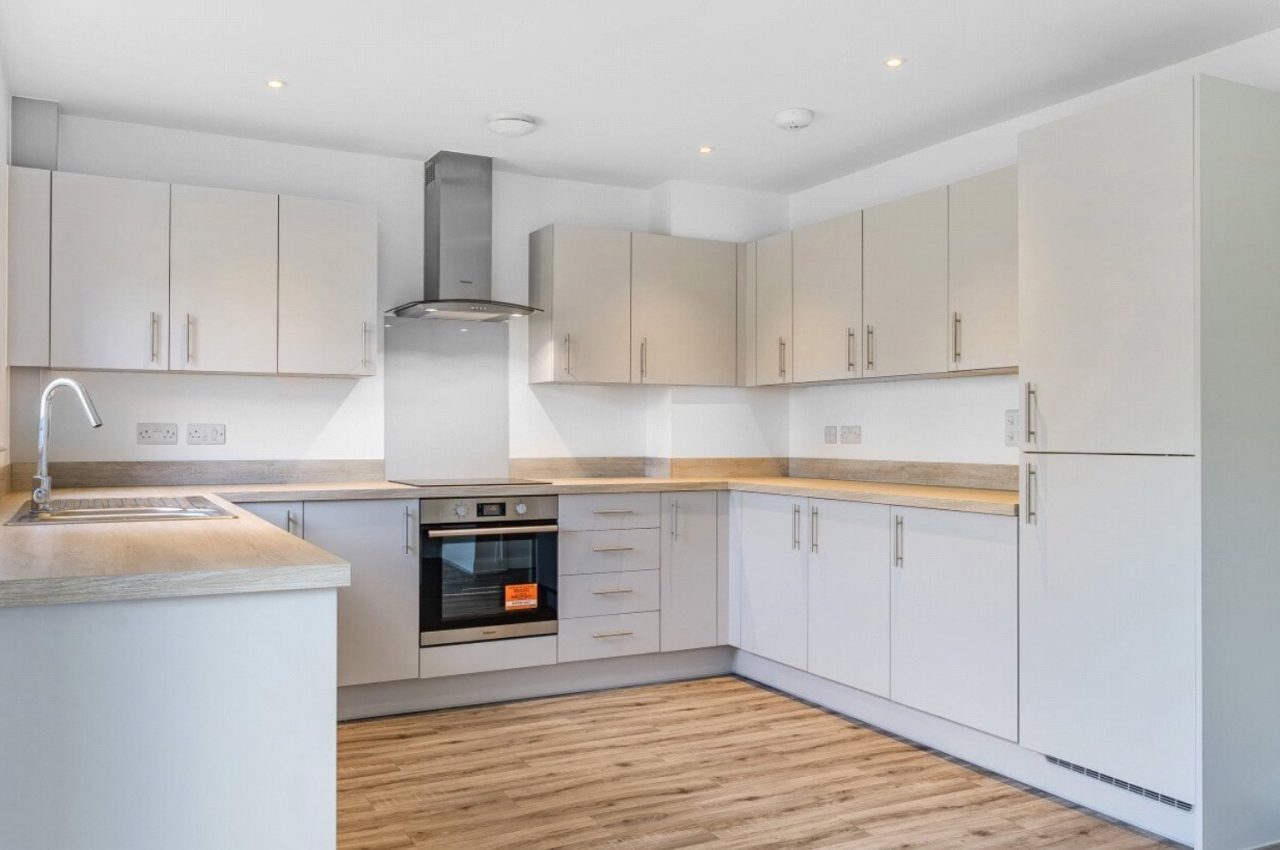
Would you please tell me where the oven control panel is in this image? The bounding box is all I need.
[420,494,558,525]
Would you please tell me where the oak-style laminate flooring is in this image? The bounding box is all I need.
[337,676,1180,849]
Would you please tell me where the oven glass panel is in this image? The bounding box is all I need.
[421,525,557,633]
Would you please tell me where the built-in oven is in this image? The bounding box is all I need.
[418,495,558,647]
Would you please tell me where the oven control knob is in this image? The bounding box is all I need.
[515,502,528,515]
[453,503,468,518]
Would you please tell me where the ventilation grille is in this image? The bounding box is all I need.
[1045,756,1193,811]
[424,161,436,186]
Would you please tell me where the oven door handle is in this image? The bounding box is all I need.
[426,523,559,538]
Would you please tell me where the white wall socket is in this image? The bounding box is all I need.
[840,425,861,444]
[137,423,178,445]
[1004,409,1019,447]
[187,423,226,445]
[823,425,837,445]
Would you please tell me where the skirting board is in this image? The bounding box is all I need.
[732,651,1193,846]
[337,646,734,721]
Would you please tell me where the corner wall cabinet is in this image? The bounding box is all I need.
[753,231,794,386]
[8,168,378,378]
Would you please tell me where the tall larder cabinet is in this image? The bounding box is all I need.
[1018,75,1280,850]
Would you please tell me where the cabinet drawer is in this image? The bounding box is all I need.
[559,493,660,530]
[420,636,558,680]
[559,528,660,575]
[558,612,660,662]
[560,570,660,618]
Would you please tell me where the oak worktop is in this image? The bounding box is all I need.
[0,476,1015,609]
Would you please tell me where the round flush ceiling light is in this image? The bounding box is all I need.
[884,56,905,68]
[266,79,287,89]
[774,107,814,131]
[486,114,538,137]
[698,145,714,154]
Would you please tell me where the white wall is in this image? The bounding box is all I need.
[1,59,12,473]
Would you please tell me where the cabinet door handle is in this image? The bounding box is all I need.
[847,328,856,372]
[564,333,571,375]
[149,312,160,363]
[186,314,194,363]
[592,508,633,515]
[592,629,634,639]
[792,504,801,550]
[591,587,634,596]
[670,499,679,541]
[810,505,819,553]
[894,515,904,567]
[640,338,648,380]
[1025,464,1037,525]
[778,338,786,378]
[953,312,962,363]
[591,545,635,553]
[359,321,371,370]
[865,325,875,371]
[285,509,295,535]
[403,505,414,554]
[1025,382,1038,444]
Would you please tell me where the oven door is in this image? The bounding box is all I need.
[420,521,558,646]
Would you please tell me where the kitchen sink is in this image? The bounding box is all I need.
[6,495,236,526]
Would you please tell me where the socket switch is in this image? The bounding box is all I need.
[823,425,837,445]
[137,423,179,445]
[840,425,861,445]
[1004,409,1019,447]
[187,423,227,446]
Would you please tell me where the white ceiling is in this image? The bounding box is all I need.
[3,0,1279,192]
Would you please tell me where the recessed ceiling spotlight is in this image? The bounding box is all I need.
[884,57,905,68]
[774,108,814,131]
[698,145,714,155]
[266,79,287,89]
[486,114,538,137]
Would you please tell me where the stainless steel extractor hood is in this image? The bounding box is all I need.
[391,151,539,321]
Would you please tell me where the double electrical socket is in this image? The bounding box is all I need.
[824,425,862,445]
[1004,409,1020,447]
[136,422,226,446]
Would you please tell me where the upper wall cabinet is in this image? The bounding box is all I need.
[792,212,862,383]
[631,233,736,386]
[948,167,1018,371]
[528,225,632,384]
[7,167,51,367]
[754,231,793,386]
[862,186,950,378]
[278,195,378,377]
[50,171,171,371]
[170,184,279,374]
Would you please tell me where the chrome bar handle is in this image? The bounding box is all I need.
[149,312,159,362]
[592,630,634,639]
[847,328,856,372]
[810,505,819,553]
[670,498,679,541]
[403,505,413,553]
[564,333,571,375]
[1025,382,1038,444]
[778,337,786,378]
[640,338,648,380]
[360,321,370,370]
[592,508,633,515]
[866,325,875,371]
[591,587,635,596]
[953,312,962,363]
[186,314,194,363]
[591,545,635,553]
[894,515,904,567]
[1025,464,1037,525]
[792,503,801,550]
[285,509,296,536]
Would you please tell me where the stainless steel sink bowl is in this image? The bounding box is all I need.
[6,495,236,526]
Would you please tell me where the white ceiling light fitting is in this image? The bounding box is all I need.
[265,79,287,89]
[884,56,905,68]
[774,107,814,131]
[486,114,538,137]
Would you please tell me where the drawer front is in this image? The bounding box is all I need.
[559,528,660,575]
[558,612,660,663]
[420,636,558,680]
[559,493,661,531]
[560,570,660,618]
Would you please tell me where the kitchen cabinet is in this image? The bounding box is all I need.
[660,491,718,652]
[170,184,279,374]
[737,492,807,669]
[238,501,304,537]
[630,233,736,386]
[1019,454,1196,801]
[948,166,1017,372]
[862,187,949,378]
[736,242,757,387]
[806,499,890,697]
[7,166,51,367]
[277,194,378,377]
[49,171,171,371]
[792,212,862,383]
[890,506,1017,740]
[753,231,793,386]
[302,499,419,686]
[528,225,632,384]
[1019,81,1196,453]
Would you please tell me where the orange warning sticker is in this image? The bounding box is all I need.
[504,583,538,611]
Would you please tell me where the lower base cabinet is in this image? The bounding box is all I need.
[237,501,303,537]
[890,506,1018,741]
[302,499,421,686]
[661,491,719,652]
[739,493,809,670]
[558,612,661,662]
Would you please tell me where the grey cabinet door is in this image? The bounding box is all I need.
[660,491,718,651]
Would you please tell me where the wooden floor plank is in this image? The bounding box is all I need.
[337,676,1181,850]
